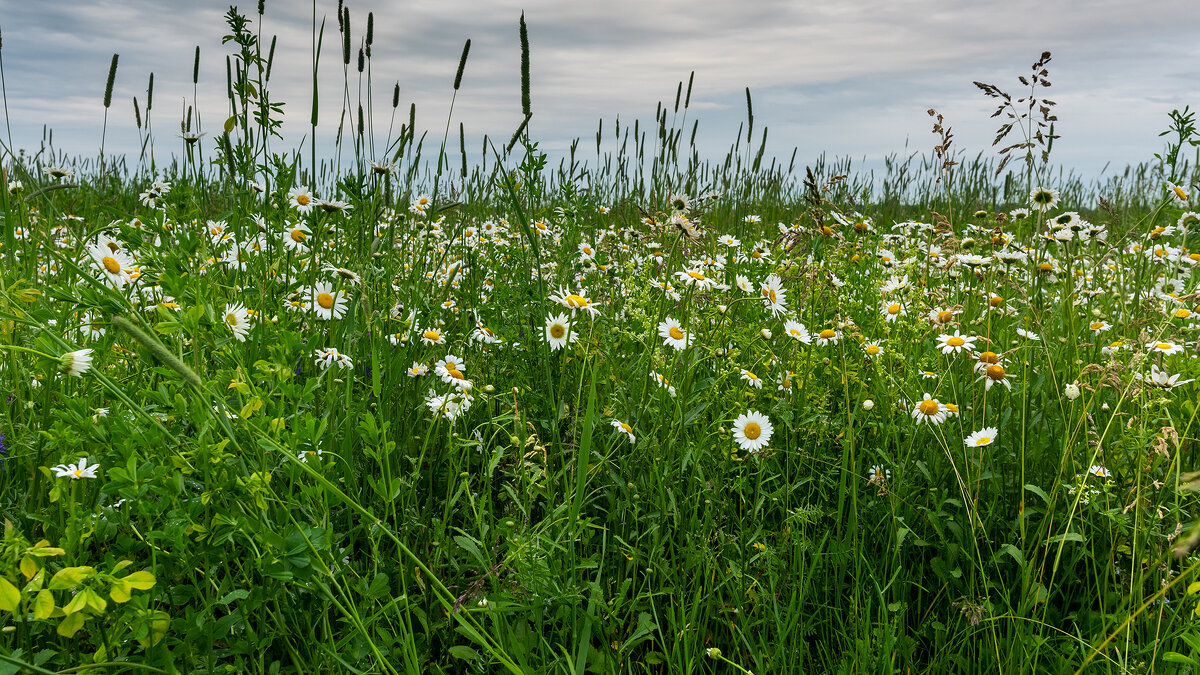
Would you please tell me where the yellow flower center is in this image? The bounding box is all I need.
[978,351,999,364]
[687,271,706,281]
[225,313,238,326]
[937,310,953,323]
[743,422,761,440]
[669,326,684,340]
[73,469,83,478]
[296,194,310,206]
[866,345,880,355]
[565,294,588,307]
[919,399,940,416]
[1109,341,1124,349]
[291,229,307,242]
[989,296,1003,307]
[1155,343,1172,351]
[1173,185,1188,201]
[947,336,965,347]
[975,436,992,446]
[1173,309,1191,318]
[819,329,836,340]
[746,372,759,381]
[101,256,121,274]
[1038,262,1053,271]
[763,288,777,303]
[986,364,1006,380]
[945,403,959,414]
[887,304,900,315]
[317,292,335,310]
[1090,322,1105,330]
[550,323,566,339]
[620,423,632,434]
[582,247,592,255]
[447,368,464,380]
[424,330,441,341]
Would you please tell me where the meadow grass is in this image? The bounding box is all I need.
[1,6,1200,674]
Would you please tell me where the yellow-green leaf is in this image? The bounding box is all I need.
[23,568,45,594]
[123,570,156,591]
[62,591,89,615]
[109,578,131,604]
[82,588,107,614]
[20,555,38,580]
[1188,581,1200,596]
[49,566,93,590]
[57,611,86,637]
[224,116,236,134]
[33,589,55,619]
[0,577,20,612]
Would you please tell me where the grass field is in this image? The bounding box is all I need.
[2,7,1200,674]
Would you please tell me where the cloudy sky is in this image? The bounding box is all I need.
[2,0,1199,183]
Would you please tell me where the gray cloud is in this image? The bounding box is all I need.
[1,0,1197,181]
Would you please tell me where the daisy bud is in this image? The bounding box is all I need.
[760,328,772,339]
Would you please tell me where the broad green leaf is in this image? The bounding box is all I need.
[49,566,94,590]
[57,611,86,637]
[33,589,55,619]
[0,577,20,612]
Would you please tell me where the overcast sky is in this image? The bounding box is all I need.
[2,0,1199,184]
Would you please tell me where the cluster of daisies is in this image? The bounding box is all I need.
[6,170,1198,485]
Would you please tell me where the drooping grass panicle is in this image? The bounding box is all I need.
[111,315,202,388]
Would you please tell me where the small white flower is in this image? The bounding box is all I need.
[60,348,94,377]
[51,458,99,480]
[1064,383,1081,401]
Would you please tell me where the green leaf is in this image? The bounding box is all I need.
[49,566,93,590]
[1047,532,1083,545]
[1024,483,1050,505]
[448,645,481,661]
[998,544,1026,567]
[0,577,20,612]
[224,116,237,134]
[57,611,86,637]
[33,588,55,619]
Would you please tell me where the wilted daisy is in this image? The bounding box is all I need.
[544,312,577,351]
[649,370,677,397]
[732,410,773,453]
[51,457,99,479]
[1140,364,1195,390]
[1167,181,1191,204]
[936,331,977,355]
[309,282,349,321]
[314,347,353,371]
[610,419,635,444]
[222,303,251,341]
[911,394,949,426]
[550,287,603,317]
[964,427,998,448]
[657,317,691,351]
[815,328,841,347]
[60,348,94,377]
